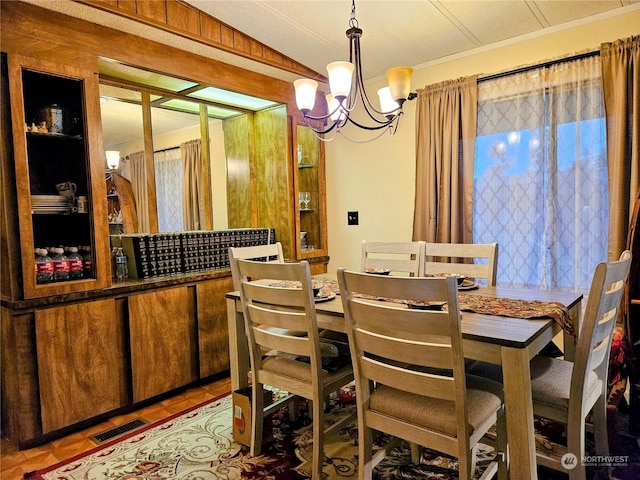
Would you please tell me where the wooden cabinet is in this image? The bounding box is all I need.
[128,286,199,402]
[34,299,127,433]
[1,273,233,449]
[294,123,327,261]
[197,277,233,378]
[4,54,110,299]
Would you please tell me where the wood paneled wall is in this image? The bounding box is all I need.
[223,108,293,258]
[254,106,293,259]
[224,115,253,229]
[77,0,326,83]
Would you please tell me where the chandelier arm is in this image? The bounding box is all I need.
[343,111,401,131]
[337,125,395,143]
[303,118,341,135]
[351,35,404,122]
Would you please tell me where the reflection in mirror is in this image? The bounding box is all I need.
[151,102,200,232]
[98,58,286,236]
[100,86,231,233]
[100,84,145,234]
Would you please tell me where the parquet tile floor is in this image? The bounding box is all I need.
[0,376,232,480]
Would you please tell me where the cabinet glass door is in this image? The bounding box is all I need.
[8,55,110,298]
[295,124,326,259]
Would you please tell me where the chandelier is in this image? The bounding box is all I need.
[293,0,416,142]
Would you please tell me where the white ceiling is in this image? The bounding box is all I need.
[27,0,639,150]
[184,0,639,81]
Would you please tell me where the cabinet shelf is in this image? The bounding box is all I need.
[32,211,72,215]
[26,131,83,140]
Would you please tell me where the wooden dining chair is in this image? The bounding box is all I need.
[228,242,284,290]
[361,240,426,276]
[236,259,355,479]
[423,242,499,286]
[338,269,507,480]
[528,250,632,479]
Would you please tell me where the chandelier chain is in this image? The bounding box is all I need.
[349,0,359,28]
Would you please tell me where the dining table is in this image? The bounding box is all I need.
[225,273,583,480]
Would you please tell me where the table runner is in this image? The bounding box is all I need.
[458,293,575,336]
[266,279,575,336]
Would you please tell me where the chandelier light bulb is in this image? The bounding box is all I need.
[294,79,319,112]
[386,66,413,102]
[105,150,120,170]
[377,87,399,115]
[326,61,354,99]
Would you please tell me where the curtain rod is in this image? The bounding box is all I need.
[154,145,180,154]
[478,50,600,83]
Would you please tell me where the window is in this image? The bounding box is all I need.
[473,57,608,292]
[155,148,184,232]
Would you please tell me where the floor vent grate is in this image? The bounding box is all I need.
[90,418,148,444]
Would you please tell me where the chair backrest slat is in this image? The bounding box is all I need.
[253,326,310,357]
[248,304,310,333]
[243,282,305,307]
[424,242,499,286]
[360,357,457,401]
[350,300,453,340]
[361,240,426,277]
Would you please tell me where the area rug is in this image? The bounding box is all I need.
[23,387,638,480]
[24,388,497,480]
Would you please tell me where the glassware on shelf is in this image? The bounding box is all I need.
[302,191,311,210]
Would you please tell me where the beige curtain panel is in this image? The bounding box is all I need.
[601,34,640,260]
[413,76,478,244]
[127,150,150,233]
[181,139,205,231]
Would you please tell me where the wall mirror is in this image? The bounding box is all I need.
[98,57,283,235]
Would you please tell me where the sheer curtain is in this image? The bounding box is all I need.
[413,76,478,244]
[181,139,205,231]
[154,148,183,232]
[125,151,150,233]
[474,56,607,291]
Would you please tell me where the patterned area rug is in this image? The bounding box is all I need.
[24,387,639,480]
[24,389,497,480]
